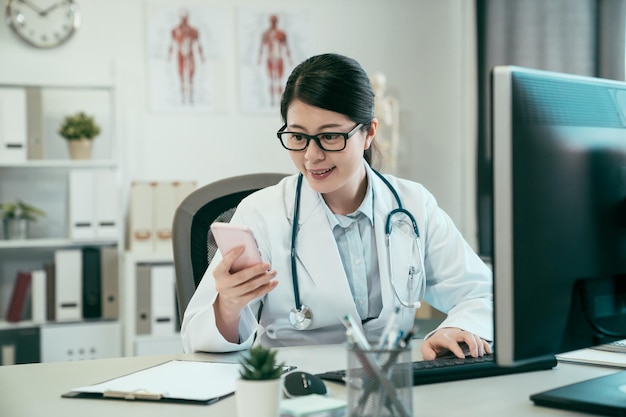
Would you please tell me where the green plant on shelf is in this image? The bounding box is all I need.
[0,200,45,221]
[58,111,101,141]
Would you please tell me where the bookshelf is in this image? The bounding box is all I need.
[0,83,122,365]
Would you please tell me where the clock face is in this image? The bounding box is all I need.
[5,0,81,49]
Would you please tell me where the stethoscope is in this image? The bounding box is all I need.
[288,169,427,330]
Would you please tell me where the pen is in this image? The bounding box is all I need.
[408,266,417,290]
[377,307,400,350]
[398,326,416,349]
[342,314,371,351]
[386,328,404,350]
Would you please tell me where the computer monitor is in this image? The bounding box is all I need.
[491,65,626,367]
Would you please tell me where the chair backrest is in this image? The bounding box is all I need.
[172,172,289,324]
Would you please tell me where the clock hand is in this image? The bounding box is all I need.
[16,0,45,14]
[40,1,63,16]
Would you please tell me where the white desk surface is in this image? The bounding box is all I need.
[0,341,619,417]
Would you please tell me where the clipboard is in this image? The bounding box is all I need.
[62,360,242,405]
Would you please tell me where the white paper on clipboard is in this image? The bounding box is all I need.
[70,360,241,403]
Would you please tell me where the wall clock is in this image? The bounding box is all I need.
[5,0,81,49]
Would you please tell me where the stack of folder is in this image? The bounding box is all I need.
[135,263,178,336]
[3,246,119,324]
[128,181,196,252]
[68,170,119,240]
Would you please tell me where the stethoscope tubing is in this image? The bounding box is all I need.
[289,168,425,328]
[291,173,304,310]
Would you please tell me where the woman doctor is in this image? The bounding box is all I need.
[181,53,493,360]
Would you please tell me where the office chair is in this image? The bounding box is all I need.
[171,172,289,324]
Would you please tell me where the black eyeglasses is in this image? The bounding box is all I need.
[277,123,363,152]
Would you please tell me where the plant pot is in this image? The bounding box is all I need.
[67,139,93,160]
[2,218,28,240]
[235,378,282,417]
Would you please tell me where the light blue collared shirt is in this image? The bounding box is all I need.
[321,173,382,321]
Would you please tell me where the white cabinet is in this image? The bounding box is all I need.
[40,321,121,362]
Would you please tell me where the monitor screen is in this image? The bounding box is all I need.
[491,66,626,367]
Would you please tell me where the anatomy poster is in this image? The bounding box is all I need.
[238,7,313,114]
[146,4,229,113]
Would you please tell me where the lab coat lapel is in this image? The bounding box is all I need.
[374,192,394,311]
[290,178,361,322]
[359,169,395,331]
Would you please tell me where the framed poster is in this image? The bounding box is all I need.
[238,7,313,114]
[146,4,229,113]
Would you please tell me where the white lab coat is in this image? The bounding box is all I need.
[181,164,493,353]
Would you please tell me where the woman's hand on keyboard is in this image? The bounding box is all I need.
[421,327,492,360]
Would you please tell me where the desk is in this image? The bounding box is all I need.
[0,342,619,417]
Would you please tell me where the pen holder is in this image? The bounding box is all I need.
[345,345,413,417]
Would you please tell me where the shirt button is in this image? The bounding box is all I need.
[354,259,362,265]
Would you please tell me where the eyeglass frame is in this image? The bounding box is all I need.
[276,123,364,152]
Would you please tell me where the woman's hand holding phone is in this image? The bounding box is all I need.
[210,223,278,342]
[211,222,265,273]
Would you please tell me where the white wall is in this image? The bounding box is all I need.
[0,0,478,248]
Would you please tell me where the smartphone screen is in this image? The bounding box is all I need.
[210,222,264,272]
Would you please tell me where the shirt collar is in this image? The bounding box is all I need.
[320,166,375,228]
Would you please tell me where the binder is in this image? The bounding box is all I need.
[129,182,153,252]
[30,269,47,323]
[152,182,177,253]
[44,262,56,321]
[82,247,102,319]
[68,170,96,239]
[1,344,15,366]
[54,249,82,321]
[0,326,40,365]
[100,246,119,320]
[150,264,176,336]
[128,181,195,253]
[173,181,196,207]
[0,87,27,163]
[6,271,32,322]
[25,86,44,160]
[94,170,119,238]
[135,264,152,335]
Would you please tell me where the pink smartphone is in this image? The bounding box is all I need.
[210,222,264,272]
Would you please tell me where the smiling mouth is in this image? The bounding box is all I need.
[308,167,334,176]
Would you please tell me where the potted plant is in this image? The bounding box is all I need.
[58,111,101,160]
[236,345,285,417]
[0,200,45,240]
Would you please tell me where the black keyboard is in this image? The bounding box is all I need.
[316,354,557,386]
[590,339,626,354]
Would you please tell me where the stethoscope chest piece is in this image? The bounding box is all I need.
[289,305,312,330]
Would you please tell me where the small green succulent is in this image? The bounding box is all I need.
[238,345,284,380]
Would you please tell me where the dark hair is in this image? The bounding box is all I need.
[280,53,380,167]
